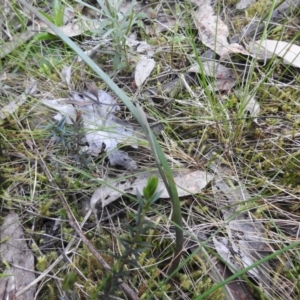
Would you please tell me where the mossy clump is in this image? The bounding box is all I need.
[246,0,281,18]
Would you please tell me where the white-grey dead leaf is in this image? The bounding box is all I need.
[24,77,37,95]
[63,6,75,24]
[146,17,179,36]
[211,173,271,294]
[212,177,251,221]
[188,61,236,79]
[107,150,137,171]
[43,20,101,37]
[0,213,36,300]
[136,42,155,57]
[90,169,213,210]
[192,0,249,57]
[0,27,36,59]
[119,0,142,15]
[243,94,260,118]
[213,237,241,271]
[126,35,155,57]
[226,220,268,280]
[159,15,182,31]
[248,39,300,68]
[192,0,228,56]
[60,65,72,86]
[42,98,76,124]
[42,90,137,168]
[210,78,237,91]
[0,93,27,123]
[236,0,256,10]
[76,43,102,62]
[135,56,156,87]
[220,43,249,57]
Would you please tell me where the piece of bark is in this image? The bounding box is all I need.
[0,213,36,300]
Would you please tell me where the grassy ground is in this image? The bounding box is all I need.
[1,0,300,299]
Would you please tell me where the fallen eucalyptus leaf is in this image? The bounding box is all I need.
[135,56,156,87]
[210,78,237,92]
[126,35,155,57]
[0,77,36,124]
[213,237,241,271]
[0,213,36,300]
[42,90,137,169]
[192,0,249,57]
[0,28,35,59]
[60,65,72,86]
[90,169,213,210]
[188,61,236,79]
[212,174,271,296]
[236,0,255,10]
[243,95,260,118]
[41,20,101,37]
[248,39,300,68]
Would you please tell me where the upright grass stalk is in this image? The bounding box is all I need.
[18,0,183,276]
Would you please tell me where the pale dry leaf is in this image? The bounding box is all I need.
[188,61,236,79]
[63,6,75,24]
[213,237,241,272]
[24,77,37,95]
[145,17,179,36]
[76,43,102,62]
[41,20,101,37]
[0,27,35,59]
[192,0,228,56]
[119,0,142,14]
[189,231,251,300]
[220,43,249,57]
[226,220,271,288]
[0,213,36,300]
[135,56,156,87]
[0,92,27,124]
[60,65,72,86]
[244,95,260,118]
[136,42,155,56]
[236,91,260,118]
[248,39,300,68]
[42,90,137,169]
[49,22,86,37]
[90,169,213,209]
[42,98,77,124]
[212,176,251,219]
[126,34,155,56]
[193,0,249,57]
[204,237,253,300]
[85,81,99,99]
[188,61,238,91]
[236,0,256,10]
[0,95,26,121]
[210,78,237,91]
[107,150,137,171]
[212,175,271,293]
